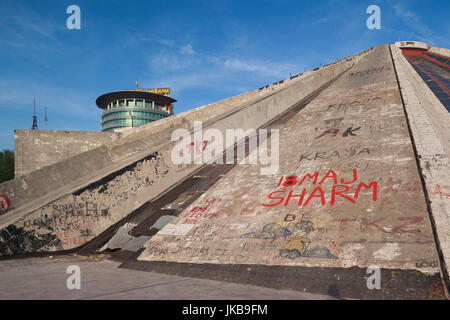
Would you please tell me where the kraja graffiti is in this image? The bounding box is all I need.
[298,147,370,163]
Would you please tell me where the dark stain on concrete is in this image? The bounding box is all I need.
[0,225,63,256]
[120,254,447,300]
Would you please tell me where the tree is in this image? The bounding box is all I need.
[0,150,14,183]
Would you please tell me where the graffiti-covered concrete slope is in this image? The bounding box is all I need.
[129,44,449,298]
[0,47,369,257]
[391,44,450,286]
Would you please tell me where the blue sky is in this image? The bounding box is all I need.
[1,0,449,150]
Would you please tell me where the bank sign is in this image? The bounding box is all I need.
[137,88,171,95]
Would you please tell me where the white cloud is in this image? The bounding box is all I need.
[145,49,303,96]
[393,2,449,46]
[149,72,222,92]
[222,58,297,78]
[143,34,305,102]
[223,58,261,72]
[0,4,65,52]
[159,39,176,47]
[12,14,56,40]
[180,44,195,55]
[149,52,199,71]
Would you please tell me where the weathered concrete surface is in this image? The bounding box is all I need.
[1,43,449,299]
[137,45,443,283]
[99,223,150,252]
[429,46,450,58]
[14,130,121,177]
[0,255,335,299]
[0,49,368,215]
[395,41,429,50]
[391,45,450,283]
[0,150,195,256]
[0,48,370,256]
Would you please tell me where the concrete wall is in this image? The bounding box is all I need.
[428,46,450,57]
[391,44,450,283]
[395,41,429,50]
[14,130,121,177]
[0,46,371,256]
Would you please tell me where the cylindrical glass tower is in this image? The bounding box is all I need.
[96,89,176,132]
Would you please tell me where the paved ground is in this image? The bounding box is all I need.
[0,255,337,300]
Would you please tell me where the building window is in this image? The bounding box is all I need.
[136,99,143,107]
[113,101,118,107]
[126,100,134,107]
[119,100,125,107]
[145,101,152,108]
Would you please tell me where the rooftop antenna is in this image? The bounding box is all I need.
[136,80,139,89]
[45,106,48,130]
[31,98,38,130]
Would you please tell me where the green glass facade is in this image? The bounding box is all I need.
[100,98,170,132]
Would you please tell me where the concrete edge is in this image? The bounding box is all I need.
[119,250,445,300]
[390,44,450,293]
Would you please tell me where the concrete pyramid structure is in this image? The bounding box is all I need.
[0,43,449,299]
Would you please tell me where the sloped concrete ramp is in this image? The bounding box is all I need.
[1,43,448,299]
[0,45,366,257]
[122,45,448,299]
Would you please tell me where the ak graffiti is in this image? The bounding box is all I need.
[315,127,361,139]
